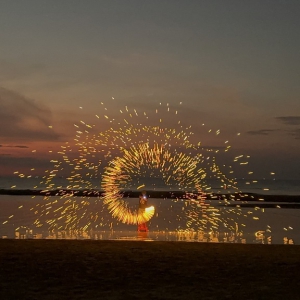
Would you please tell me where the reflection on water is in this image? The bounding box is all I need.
[1,195,299,245]
[3,228,294,245]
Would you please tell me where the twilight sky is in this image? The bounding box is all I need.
[0,0,299,179]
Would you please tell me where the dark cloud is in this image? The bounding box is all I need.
[246,129,278,136]
[289,129,300,140]
[0,145,29,148]
[0,87,61,141]
[13,145,29,148]
[276,116,300,125]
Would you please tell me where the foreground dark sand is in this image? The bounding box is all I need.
[0,240,299,300]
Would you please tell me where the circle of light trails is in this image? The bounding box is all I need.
[102,142,205,225]
[2,102,273,234]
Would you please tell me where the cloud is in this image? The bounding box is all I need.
[246,129,278,136]
[276,116,300,125]
[0,145,29,148]
[0,87,61,141]
[288,129,300,140]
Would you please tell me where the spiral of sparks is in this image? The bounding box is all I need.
[102,142,203,224]
[3,101,264,233]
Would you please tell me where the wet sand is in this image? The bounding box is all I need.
[0,240,299,299]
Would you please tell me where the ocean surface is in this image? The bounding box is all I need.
[0,195,299,244]
[1,176,299,244]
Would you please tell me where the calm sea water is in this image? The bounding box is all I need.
[1,176,299,244]
[0,195,299,244]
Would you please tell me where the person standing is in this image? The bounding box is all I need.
[138,190,149,232]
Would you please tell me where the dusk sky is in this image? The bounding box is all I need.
[0,0,299,179]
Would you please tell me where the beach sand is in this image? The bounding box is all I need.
[0,240,299,299]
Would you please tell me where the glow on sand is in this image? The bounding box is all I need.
[2,102,277,234]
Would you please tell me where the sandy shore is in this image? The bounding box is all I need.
[0,240,299,299]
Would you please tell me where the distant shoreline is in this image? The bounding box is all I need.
[0,189,299,202]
